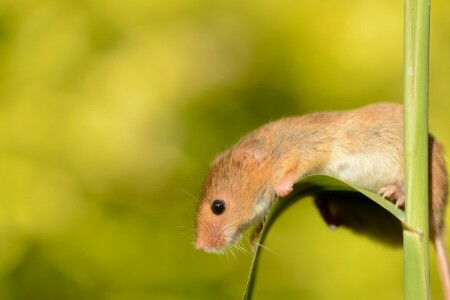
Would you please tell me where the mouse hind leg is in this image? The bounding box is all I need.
[378,184,405,208]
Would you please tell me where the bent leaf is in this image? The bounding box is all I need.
[242,174,410,300]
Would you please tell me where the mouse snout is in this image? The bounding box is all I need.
[194,227,228,253]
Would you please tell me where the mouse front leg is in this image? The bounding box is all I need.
[314,193,342,230]
[275,176,295,197]
[274,159,312,198]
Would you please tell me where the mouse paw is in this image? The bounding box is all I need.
[275,177,294,197]
[379,185,405,208]
[314,195,342,230]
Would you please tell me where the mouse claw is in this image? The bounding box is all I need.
[395,195,405,209]
[378,184,405,209]
[314,195,342,230]
[329,224,338,231]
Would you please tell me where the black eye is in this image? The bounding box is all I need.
[211,199,226,215]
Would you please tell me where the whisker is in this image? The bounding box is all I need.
[232,242,249,256]
[251,241,278,256]
[224,249,230,262]
[182,190,197,201]
[229,248,238,262]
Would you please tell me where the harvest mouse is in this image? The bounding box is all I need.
[194,103,449,297]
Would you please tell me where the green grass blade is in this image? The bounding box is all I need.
[242,174,412,300]
[403,0,431,298]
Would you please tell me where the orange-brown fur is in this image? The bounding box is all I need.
[194,102,449,297]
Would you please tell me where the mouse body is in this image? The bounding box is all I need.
[194,102,449,297]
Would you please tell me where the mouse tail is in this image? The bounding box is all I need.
[434,235,450,300]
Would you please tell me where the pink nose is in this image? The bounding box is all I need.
[195,239,209,251]
[194,235,224,253]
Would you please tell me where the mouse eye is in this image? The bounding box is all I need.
[211,199,226,215]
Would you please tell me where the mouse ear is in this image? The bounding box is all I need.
[234,137,267,164]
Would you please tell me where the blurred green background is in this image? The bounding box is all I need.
[0,0,449,299]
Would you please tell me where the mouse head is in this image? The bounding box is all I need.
[194,137,275,253]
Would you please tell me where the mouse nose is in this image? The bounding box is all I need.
[194,239,209,251]
[194,234,225,253]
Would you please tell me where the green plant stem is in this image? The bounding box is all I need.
[242,175,410,300]
[403,0,431,298]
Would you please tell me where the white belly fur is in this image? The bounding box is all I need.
[322,150,402,193]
